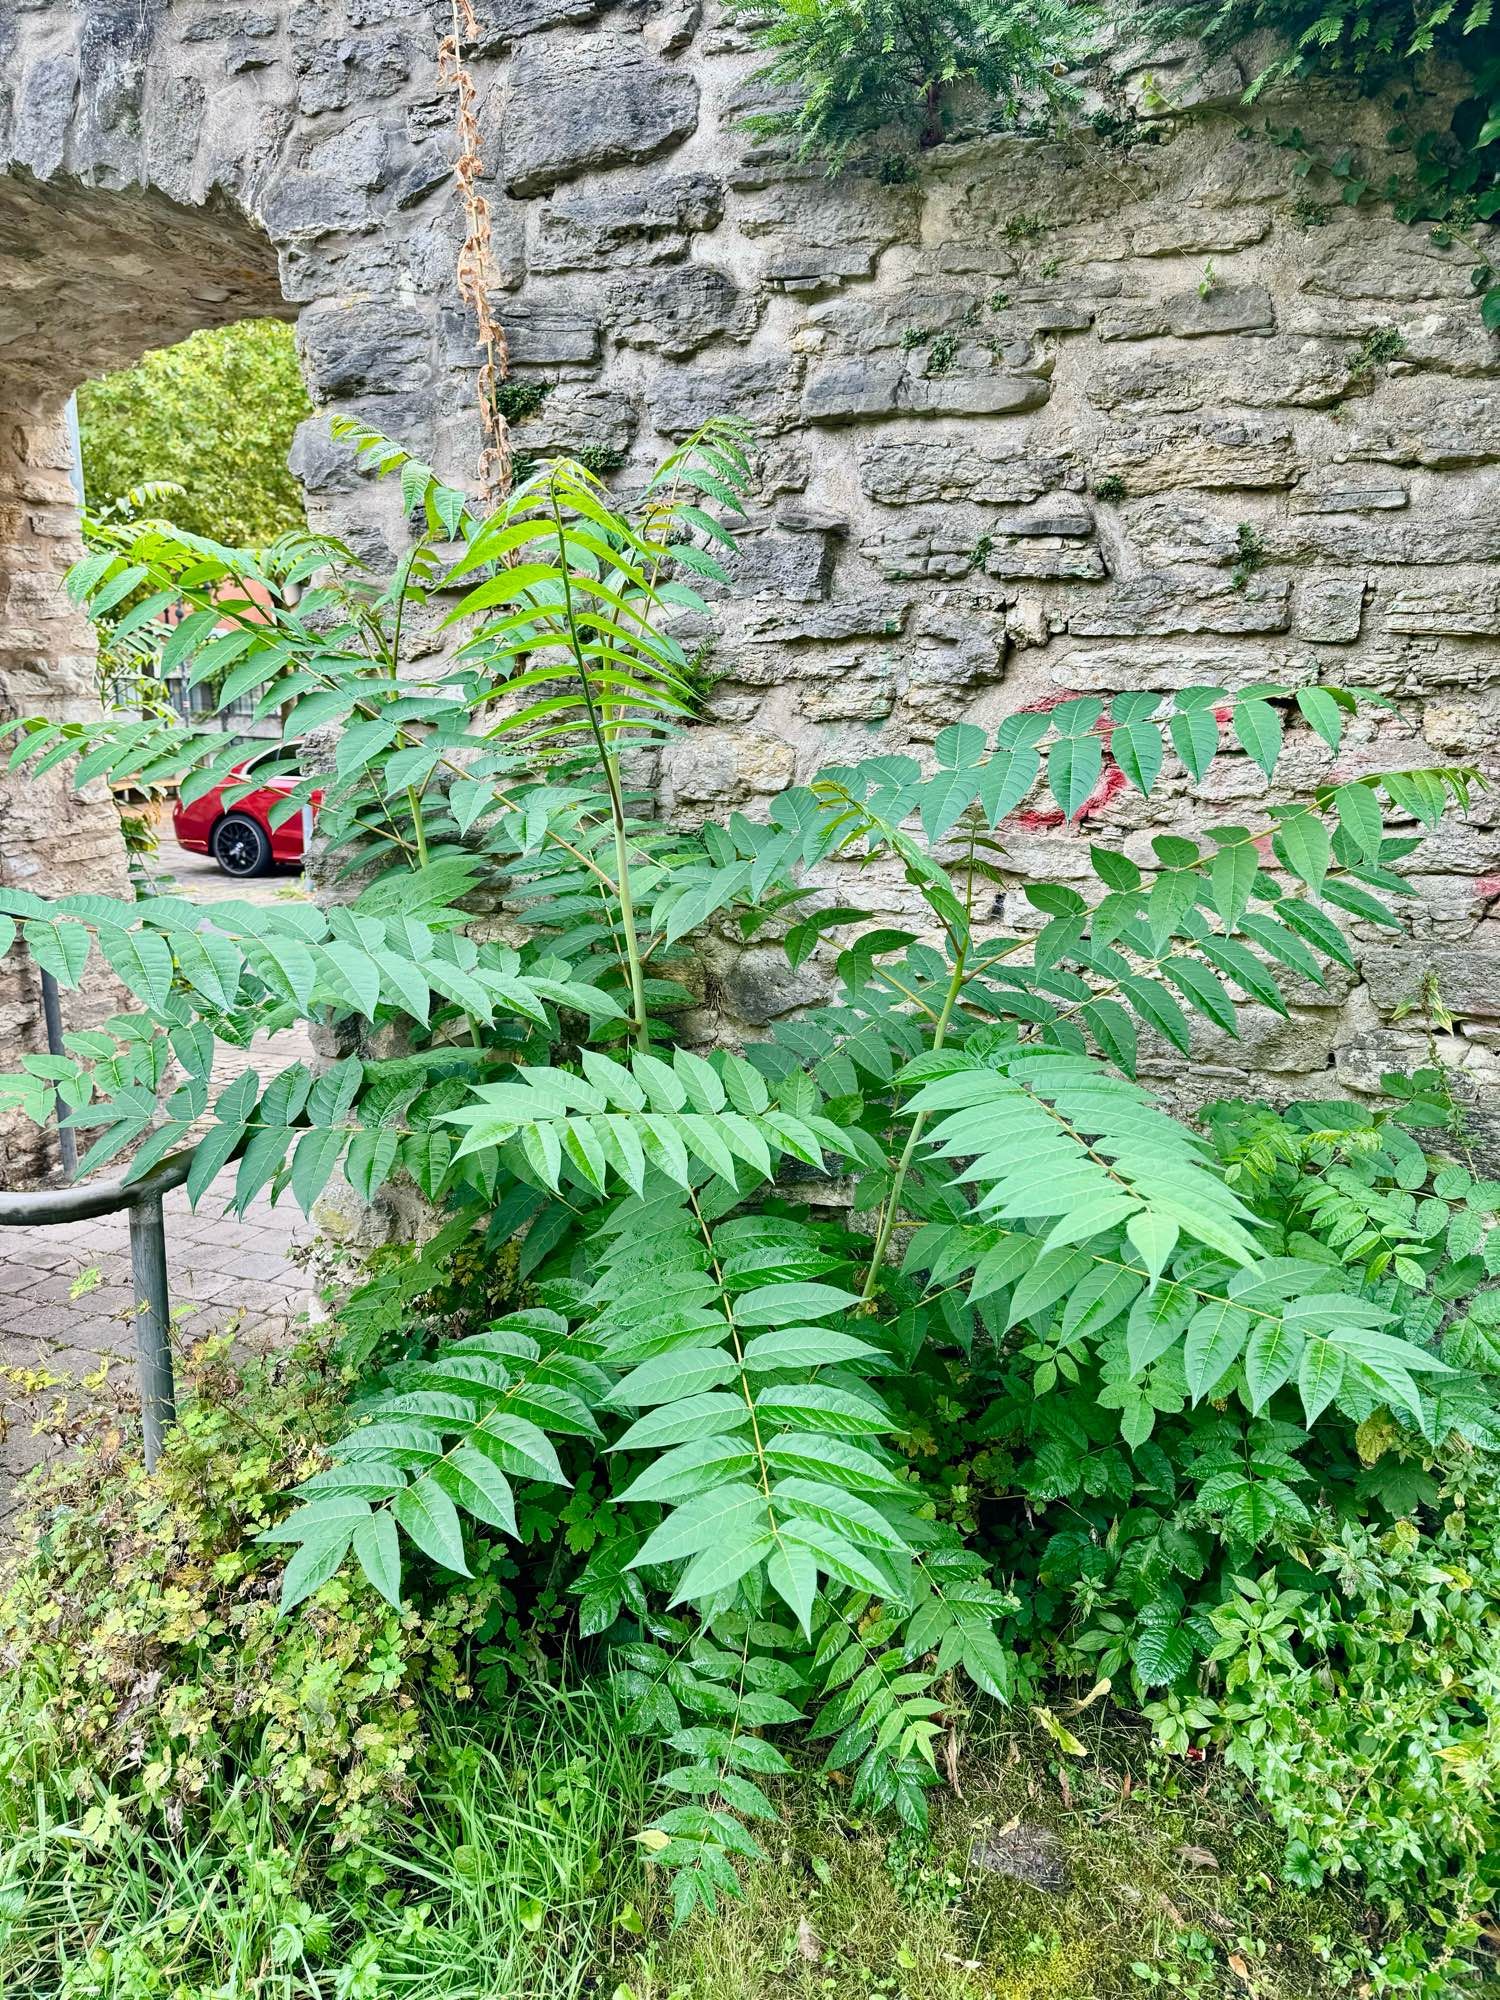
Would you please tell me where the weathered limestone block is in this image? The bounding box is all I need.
[507,383,638,456]
[738,177,921,289]
[1092,417,1299,494]
[739,595,912,643]
[1420,697,1497,758]
[980,543,1106,582]
[294,30,415,116]
[612,265,759,357]
[1361,938,1500,1019]
[1338,389,1500,470]
[1049,641,1318,692]
[298,299,431,398]
[1124,496,1500,571]
[458,0,605,52]
[1291,472,1408,513]
[1384,583,1500,637]
[802,354,1049,425]
[1067,572,1292,637]
[1295,576,1366,644]
[480,302,601,367]
[529,172,723,272]
[1095,283,1275,342]
[858,437,1078,506]
[720,521,839,602]
[796,653,899,721]
[503,36,699,195]
[722,945,832,1025]
[1297,233,1482,305]
[1090,341,1357,414]
[648,360,802,439]
[1131,210,1272,256]
[659,725,797,816]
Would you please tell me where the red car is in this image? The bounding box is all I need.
[172,750,318,878]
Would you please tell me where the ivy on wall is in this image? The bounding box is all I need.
[744,0,1498,321]
[1149,0,1500,324]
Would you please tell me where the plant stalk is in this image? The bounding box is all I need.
[858,933,969,1303]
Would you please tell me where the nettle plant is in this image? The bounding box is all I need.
[4,418,1498,1919]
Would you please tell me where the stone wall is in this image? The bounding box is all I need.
[1,1,1498,1166]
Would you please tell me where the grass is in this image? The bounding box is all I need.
[0,1689,1385,2000]
[0,1690,652,2000]
[330,1695,653,2000]
[615,1710,1375,2000]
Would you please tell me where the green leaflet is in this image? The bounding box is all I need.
[1184,1301,1250,1401]
[1125,1280,1193,1375]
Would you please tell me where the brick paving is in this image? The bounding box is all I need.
[1,850,317,1516]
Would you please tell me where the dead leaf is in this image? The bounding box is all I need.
[1060,1677,1111,1714]
[796,1917,822,1965]
[1175,1845,1220,1871]
[943,1720,964,1797]
[1227,1952,1252,1984]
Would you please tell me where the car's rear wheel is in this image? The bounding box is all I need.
[211,813,272,878]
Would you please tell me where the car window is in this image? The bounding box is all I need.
[242,747,299,780]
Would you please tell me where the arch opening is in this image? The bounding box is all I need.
[0,169,295,1185]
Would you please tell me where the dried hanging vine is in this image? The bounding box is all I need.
[440,0,513,502]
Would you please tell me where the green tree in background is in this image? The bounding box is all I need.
[77,319,311,545]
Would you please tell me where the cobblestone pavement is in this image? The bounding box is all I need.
[1,850,317,1516]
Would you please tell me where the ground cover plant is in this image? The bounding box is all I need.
[0,1353,1393,2000]
[1,424,1498,1989]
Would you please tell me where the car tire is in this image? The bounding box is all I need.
[211,813,272,878]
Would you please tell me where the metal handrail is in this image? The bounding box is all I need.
[2,925,189,1470]
[0,1147,189,1470]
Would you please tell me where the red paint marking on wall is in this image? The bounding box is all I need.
[1475,874,1500,903]
[1006,688,1126,829]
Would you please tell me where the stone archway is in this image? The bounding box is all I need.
[0,172,303,1182]
[0,3,472,1182]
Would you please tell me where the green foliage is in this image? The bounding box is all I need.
[739,0,1097,167]
[494,377,553,423]
[77,320,311,545]
[1203,1483,1500,1986]
[1153,0,1500,325]
[1348,321,1411,382]
[0,1339,504,1858]
[2,413,1496,1951]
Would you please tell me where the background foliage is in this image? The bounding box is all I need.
[78,319,311,545]
[741,0,1095,165]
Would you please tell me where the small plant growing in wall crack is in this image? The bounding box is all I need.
[1092,472,1126,503]
[1230,522,1266,593]
[926,331,959,375]
[493,378,552,423]
[1346,326,1407,388]
[1197,260,1219,298]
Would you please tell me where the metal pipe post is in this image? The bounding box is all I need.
[37,965,79,1178]
[128,1193,176,1470]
